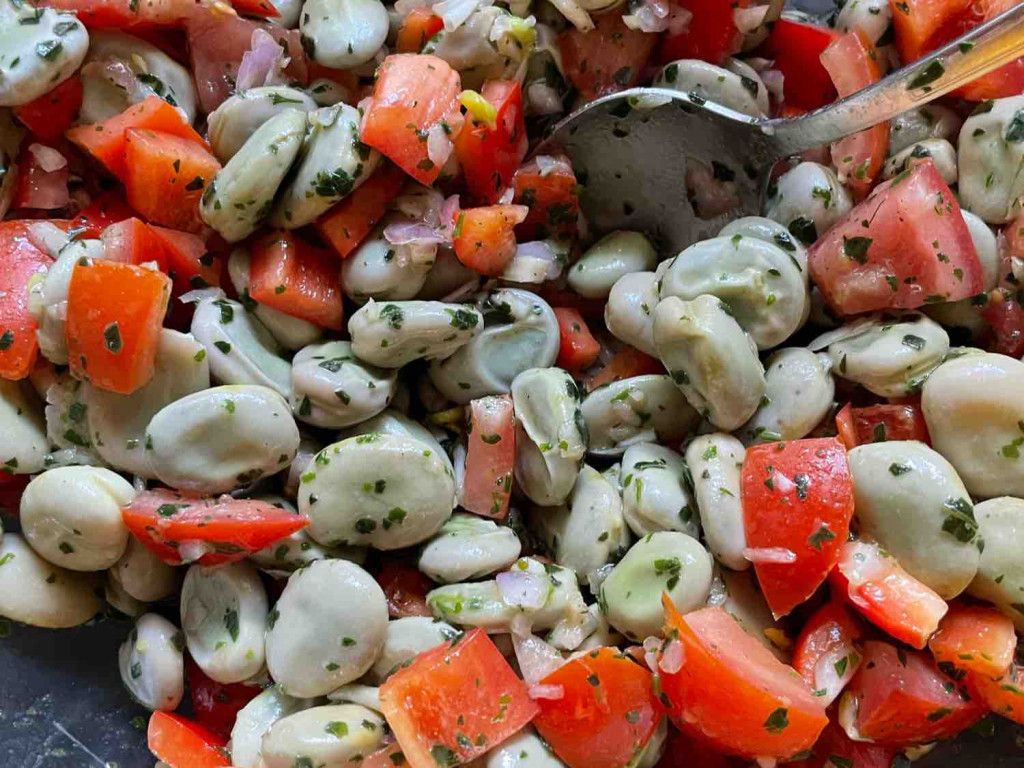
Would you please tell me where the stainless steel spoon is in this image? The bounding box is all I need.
[539,3,1024,253]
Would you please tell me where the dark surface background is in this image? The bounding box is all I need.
[2,0,1024,765]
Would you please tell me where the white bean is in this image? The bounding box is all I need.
[742,348,834,443]
[882,139,958,184]
[299,0,389,68]
[110,536,180,603]
[208,87,316,162]
[29,239,104,366]
[685,434,747,571]
[604,271,659,356]
[418,513,521,583]
[181,561,268,684]
[261,704,385,768]
[366,616,458,684]
[968,497,1024,630]
[958,96,1024,223]
[307,77,350,106]
[231,688,317,768]
[765,162,852,246]
[336,408,452,473]
[341,220,436,304]
[349,300,484,368]
[43,371,105,465]
[0,378,47,474]
[483,727,567,768]
[265,559,388,697]
[890,104,962,154]
[718,216,808,277]
[654,59,768,117]
[923,211,999,336]
[416,244,479,300]
[0,534,101,628]
[0,5,89,107]
[568,231,658,299]
[118,613,185,711]
[620,443,698,539]
[146,385,300,494]
[291,340,397,428]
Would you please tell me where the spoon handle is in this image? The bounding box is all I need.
[764,2,1024,156]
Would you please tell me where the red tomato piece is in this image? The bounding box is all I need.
[511,154,579,242]
[792,600,866,706]
[315,162,407,259]
[66,259,171,394]
[553,307,600,372]
[149,225,222,294]
[379,628,539,768]
[12,144,70,210]
[186,11,308,114]
[844,640,985,746]
[971,660,1024,725]
[249,230,344,330]
[834,402,858,450]
[928,604,1016,680]
[660,0,748,66]
[584,346,664,391]
[147,711,230,768]
[658,601,828,759]
[360,54,461,186]
[376,559,435,618]
[741,438,855,618]
[230,0,279,16]
[122,489,308,566]
[850,403,931,445]
[0,472,30,516]
[185,655,261,741]
[789,719,897,768]
[982,295,1024,358]
[66,96,208,181]
[455,80,528,205]
[71,190,135,238]
[559,12,656,102]
[0,223,53,380]
[48,0,198,28]
[533,648,663,768]
[808,163,983,315]
[123,128,221,234]
[820,30,888,198]
[453,205,528,276]
[830,539,948,649]
[101,218,171,270]
[14,76,83,143]
[461,395,515,519]
[532,283,605,321]
[396,8,444,52]
[759,20,840,111]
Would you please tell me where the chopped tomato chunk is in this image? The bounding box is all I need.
[759,19,840,111]
[66,96,208,181]
[660,0,749,66]
[929,603,1016,680]
[982,294,1024,358]
[71,190,135,238]
[66,259,171,394]
[375,559,435,618]
[560,12,656,101]
[396,8,443,53]
[834,402,858,450]
[658,601,828,759]
[360,54,462,186]
[843,640,985,746]
[122,489,309,566]
[315,162,407,259]
[229,0,279,17]
[741,438,855,618]
[379,628,539,768]
[249,231,344,330]
[533,648,663,768]
[185,656,261,741]
[455,80,528,205]
[971,660,1024,725]
[849,403,931,445]
[14,76,83,143]
[147,711,230,768]
[808,163,983,315]
[511,154,579,242]
[585,346,664,391]
[123,128,221,234]
[0,222,53,380]
[101,218,172,269]
[830,539,948,649]
[553,307,601,372]
[453,205,528,277]
[149,225,222,294]
[12,144,70,210]
[461,395,515,519]
[792,600,865,705]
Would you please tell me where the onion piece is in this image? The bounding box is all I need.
[511,629,566,685]
[426,122,453,169]
[497,570,550,610]
[623,0,670,33]
[659,639,685,674]
[733,4,769,33]
[665,3,692,36]
[434,0,493,31]
[383,221,449,247]
[29,144,67,172]
[642,636,662,673]
[501,240,564,284]
[760,69,785,107]
[533,154,573,177]
[527,82,564,116]
[178,540,214,564]
[528,684,564,700]
[743,547,797,564]
[236,29,288,91]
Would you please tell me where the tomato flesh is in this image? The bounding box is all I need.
[249,230,344,330]
[560,12,656,102]
[185,655,261,741]
[660,0,747,65]
[71,190,134,238]
[585,346,664,391]
[554,307,601,372]
[396,8,443,53]
[808,163,983,315]
[982,295,1024,358]
[122,489,308,566]
[147,711,230,768]
[455,80,528,205]
[453,205,528,277]
[14,76,83,142]
[533,648,663,768]
[792,600,865,705]
[759,20,840,111]
[851,403,931,445]
[0,222,53,380]
[379,628,539,768]
[375,559,436,618]
[658,601,828,759]
[511,154,579,242]
[741,438,855,618]
[461,395,515,519]
[928,603,1017,680]
[971,661,1024,726]
[316,162,407,260]
[12,143,70,211]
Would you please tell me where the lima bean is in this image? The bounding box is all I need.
[685,434,747,570]
[581,375,698,457]
[568,231,658,299]
[290,340,397,428]
[349,300,484,368]
[118,613,184,711]
[620,443,698,539]
[418,513,521,583]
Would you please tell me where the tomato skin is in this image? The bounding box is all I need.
[461,395,515,519]
[185,655,261,741]
[122,489,308,566]
[834,403,858,450]
[375,559,436,618]
[249,230,344,330]
[379,628,539,768]
[741,438,855,619]
[660,0,748,66]
[49,0,198,28]
[982,295,1024,358]
[14,77,83,143]
[360,54,462,186]
[512,154,579,242]
[928,604,1016,680]
[844,640,985,746]
[850,403,931,445]
[149,225,222,296]
[553,307,601,372]
[71,190,134,238]
[12,144,70,211]
[830,540,948,649]
[454,80,528,205]
[971,661,1024,725]
[147,711,231,768]
[101,217,171,270]
[452,205,529,277]
[396,8,443,53]
[229,0,279,17]
[759,20,840,110]
[819,30,888,198]
[584,346,663,391]
[66,96,208,181]
[560,12,657,102]
[792,600,865,706]
[0,222,53,380]
[808,163,983,315]
[659,601,828,760]
[532,648,663,768]
[315,162,407,260]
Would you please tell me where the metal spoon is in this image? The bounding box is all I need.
[539,3,1024,253]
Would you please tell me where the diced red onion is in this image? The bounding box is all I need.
[29,144,67,173]
[665,3,692,36]
[622,0,670,33]
[383,221,449,247]
[760,69,785,106]
[501,240,564,284]
[642,636,662,673]
[237,29,288,91]
[511,629,566,685]
[533,154,572,177]
[755,758,778,768]
[743,547,797,564]
[426,122,453,170]
[733,4,769,33]
[659,639,685,674]
[528,684,564,700]
[813,643,859,706]
[497,570,549,610]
